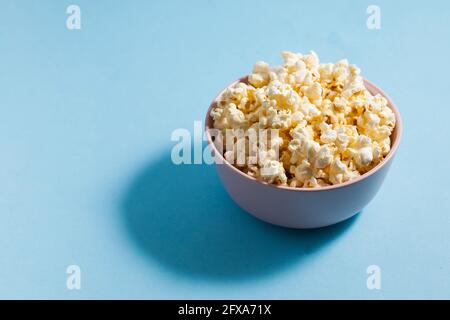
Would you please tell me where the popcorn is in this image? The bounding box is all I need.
[260,160,287,184]
[315,145,333,169]
[211,51,396,188]
[319,122,337,143]
[294,160,313,182]
[303,82,323,101]
[226,103,247,127]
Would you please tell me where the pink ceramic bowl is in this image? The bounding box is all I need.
[205,77,402,229]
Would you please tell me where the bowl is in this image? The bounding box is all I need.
[205,77,402,229]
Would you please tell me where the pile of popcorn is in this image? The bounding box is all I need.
[210,51,396,188]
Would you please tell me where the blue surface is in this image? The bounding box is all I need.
[0,0,449,299]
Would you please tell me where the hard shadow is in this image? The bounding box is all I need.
[120,149,359,281]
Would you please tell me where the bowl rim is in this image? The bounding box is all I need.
[205,76,403,192]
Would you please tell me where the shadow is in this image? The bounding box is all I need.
[120,149,359,281]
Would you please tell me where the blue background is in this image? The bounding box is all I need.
[0,0,449,299]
